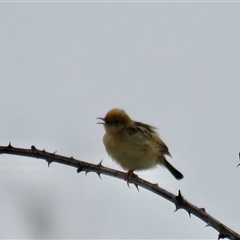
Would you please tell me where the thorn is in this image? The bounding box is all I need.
[85,170,90,175]
[43,149,46,152]
[7,142,13,148]
[218,232,227,239]
[47,160,52,167]
[174,205,181,213]
[53,151,57,154]
[97,160,103,167]
[71,156,74,160]
[237,152,240,167]
[187,211,191,217]
[174,190,184,211]
[205,222,212,227]
[199,207,206,212]
[77,166,83,173]
[96,172,102,179]
[176,190,184,202]
[31,145,36,150]
[134,183,139,192]
[127,181,131,188]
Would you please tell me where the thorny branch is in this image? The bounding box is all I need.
[0,143,239,240]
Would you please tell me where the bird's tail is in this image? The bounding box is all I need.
[164,159,184,180]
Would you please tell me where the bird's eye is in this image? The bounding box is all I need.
[114,119,120,124]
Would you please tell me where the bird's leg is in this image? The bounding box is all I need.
[124,170,134,181]
[125,170,138,187]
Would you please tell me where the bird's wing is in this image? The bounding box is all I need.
[126,121,156,140]
[126,121,171,157]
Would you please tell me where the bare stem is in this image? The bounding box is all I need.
[0,143,239,240]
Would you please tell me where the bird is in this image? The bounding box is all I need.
[97,108,183,182]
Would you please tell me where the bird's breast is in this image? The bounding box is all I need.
[102,132,159,171]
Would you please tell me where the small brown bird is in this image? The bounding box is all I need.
[97,108,183,181]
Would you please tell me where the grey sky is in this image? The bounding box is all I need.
[1,2,240,239]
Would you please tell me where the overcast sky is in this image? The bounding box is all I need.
[1,2,240,239]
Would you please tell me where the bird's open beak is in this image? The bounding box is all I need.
[97,117,105,124]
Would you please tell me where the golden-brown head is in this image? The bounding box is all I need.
[97,108,132,134]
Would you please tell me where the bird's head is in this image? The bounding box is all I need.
[97,108,132,133]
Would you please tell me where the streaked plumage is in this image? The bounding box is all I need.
[98,108,183,180]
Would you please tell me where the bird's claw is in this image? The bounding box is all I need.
[125,170,138,187]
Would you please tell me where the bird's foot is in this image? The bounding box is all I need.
[125,170,138,187]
